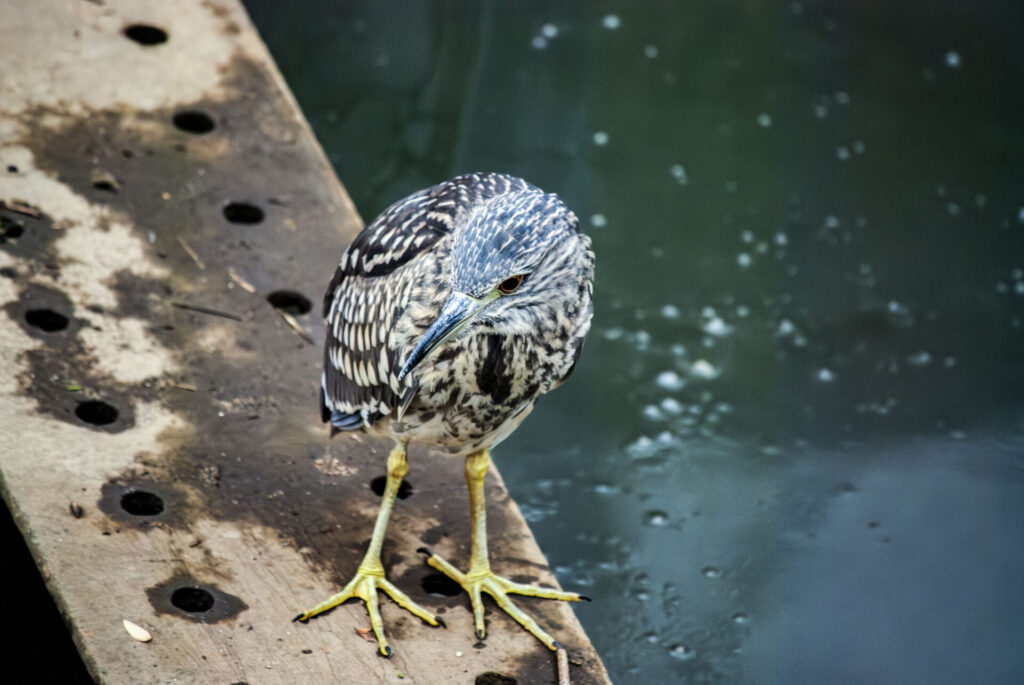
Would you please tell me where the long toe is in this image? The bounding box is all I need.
[424,551,581,651]
[295,569,441,657]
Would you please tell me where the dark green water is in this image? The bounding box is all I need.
[244,2,1024,682]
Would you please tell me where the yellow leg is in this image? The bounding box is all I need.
[294,442,442,657]
[421,449,586,651]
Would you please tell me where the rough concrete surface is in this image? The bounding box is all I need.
[0,1,610,683]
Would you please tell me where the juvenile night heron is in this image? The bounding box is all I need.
[294,172,595,656]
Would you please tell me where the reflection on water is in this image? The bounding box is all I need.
[245,1,1024,682]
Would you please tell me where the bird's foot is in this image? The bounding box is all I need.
[293,562,444,657]
[420,548,586,651]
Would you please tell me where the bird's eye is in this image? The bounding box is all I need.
[497,275,524,294]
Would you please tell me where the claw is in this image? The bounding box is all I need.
[425,550,580,651]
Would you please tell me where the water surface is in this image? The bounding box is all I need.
[244,2,1024,682]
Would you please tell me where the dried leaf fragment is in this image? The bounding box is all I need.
[123,619,152,642]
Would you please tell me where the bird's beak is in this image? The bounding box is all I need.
[398,291,496,381]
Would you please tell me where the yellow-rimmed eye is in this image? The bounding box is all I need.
[497,275,524,294]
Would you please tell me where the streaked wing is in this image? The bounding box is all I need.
[321,173,532,429]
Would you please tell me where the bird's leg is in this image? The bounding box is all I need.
[421,448,585,651]
[294,442,442,657]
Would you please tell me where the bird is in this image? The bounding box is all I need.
[293,172,595,657]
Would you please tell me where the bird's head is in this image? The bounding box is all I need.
[398,188,593,381]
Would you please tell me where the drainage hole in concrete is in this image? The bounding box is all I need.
[421,572,462,598]
[92,177,118,193]
[223,202,264,224]
[171,587,215,613]
[121,490,164,517]
[6,165,17,173]
[25,309,68,332]
[172,110,216,134]
[1,216,24,239]
[369,476,413,500]
[475,673,517,685]
[266,290,312,315]
[123,24,168,46]
[75,400,118,426]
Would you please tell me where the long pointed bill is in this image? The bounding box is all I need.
[398,291,496,382]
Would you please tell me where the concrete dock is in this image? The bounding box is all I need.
[0,1,610,682]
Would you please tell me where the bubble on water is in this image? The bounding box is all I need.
[736,305,750,317]
[907,350,932,367]
[945,50,961,68]
[996,281,1009,294]
[835,91,851,105]
[661,303,680,319]
[836,145,851,161]
[732,612,749,624]
[701,566,721,578]
[602,14,621,29]
[947,201,960,216]
[660,397,683,415]
[1012,268,1022,280]
[670,343,687,357]
[756,241,769,254]
[592,130,609,146]
[690,359,719,379]
[852,140,866,154]
[541,23,558,38]
[531,36,548,50]
[633,329,651,350]
[790,1,804,16]
[656,370,686,390]
[776,319,795,336]
[627,436,657,459]
[943,356,957,368]
[774,231,789,246]
[590,213,607,227]
[703,316,732,337]
[814,103,829,119]
[645,510,670,527]
[656,430,676,445]
[740,229,755,243]
[594,482,620,496]
[668,644,695,661]
[725,180,738,193]
[950,429,966,440]
[816,368,835,383]
[756,113,773,128]
[641,631,659,644]
[824,215,840,229]
[643,404,664,421]
[737,252,752,268]
[644,44,659,58]
[1015,282,1024,296]
[669,163,688,185]
[1017,207,1024,223]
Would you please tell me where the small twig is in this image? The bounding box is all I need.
[2,200,41,218]
[227,266,256,293]
[177,237,206,270]
[557,646,571,685]
[277,309,314,344]
[172,383,197,392]
[171,301,241,321]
